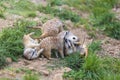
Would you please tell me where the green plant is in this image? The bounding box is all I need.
[88,0,120,39]
[63,41,120,80]
[0,1,6,19]
[6,0,37,17]
[63,53,84,70]
[88,41,101,53]
[64,0,90,11]
[104,21,120,39]
[0,10,5,19]
[0,54,7,69]
[37,5,80,22]
[0,78,12,80]
[82,53,103,80]
[64,52,103,80]
[48,0,64,6]
[23,73,39,80]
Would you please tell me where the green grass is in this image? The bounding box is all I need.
[1,0,37,18]
[0,1,6,19]
[0,19,41,68]
[63,53,84,70]
[88,0,120,39]
[0,10,5,19]
[49,0,120,40]
[47,0,64,6]
[23,73,39,80]
[0,78,12,80]
[88,41,101,53]
[63,41,120,80]
[37,5,80,22]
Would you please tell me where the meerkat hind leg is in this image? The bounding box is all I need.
[37,48,44,56]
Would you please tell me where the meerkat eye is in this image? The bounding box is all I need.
[73,37,76,39]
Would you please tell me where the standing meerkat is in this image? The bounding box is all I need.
[36,31,80,59]
[29,18,64,40]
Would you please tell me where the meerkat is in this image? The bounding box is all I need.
[64,38,88,58]
[23,32,44,60]
[29,18,64,40]
[36,31,80,59]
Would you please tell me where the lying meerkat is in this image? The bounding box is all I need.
[36,31,79,59]
[29,18,64,40]
[23,32,44,60]
[64,38,88,58]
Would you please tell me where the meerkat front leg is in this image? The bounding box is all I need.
[71,42,76,52]
[55,52,59,58]
[37,48,44,56]
[58,49,64,58]
[43,50,51,60]
[27,44,40,48]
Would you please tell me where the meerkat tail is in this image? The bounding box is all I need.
[35,33,47,40]
[85,47,88,58]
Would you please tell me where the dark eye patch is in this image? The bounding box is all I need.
[73,37,76,39]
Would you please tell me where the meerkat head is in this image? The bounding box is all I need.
[53,18,65,32]
[23,32,35,43]
[64,31,79,43]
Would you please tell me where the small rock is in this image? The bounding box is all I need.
[0,71,2,75]
[28,67,34,70]
[9,72,16,77]
[6,57,12,63]
[39,70,49,76]
[63,67,72,72]
[23,60,30,65]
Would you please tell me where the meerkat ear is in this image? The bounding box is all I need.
[66,31,70,35]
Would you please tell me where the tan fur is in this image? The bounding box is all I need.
[36,31,79,59]
[31,18,64,40]
[23,32,43,60]
[80,44,88,58]
[37,37,64,59]
[23,32,39,49]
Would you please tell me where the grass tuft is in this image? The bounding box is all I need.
[6,0,37,17]
[23,73,39,80]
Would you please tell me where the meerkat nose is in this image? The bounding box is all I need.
[77,38,80,42]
